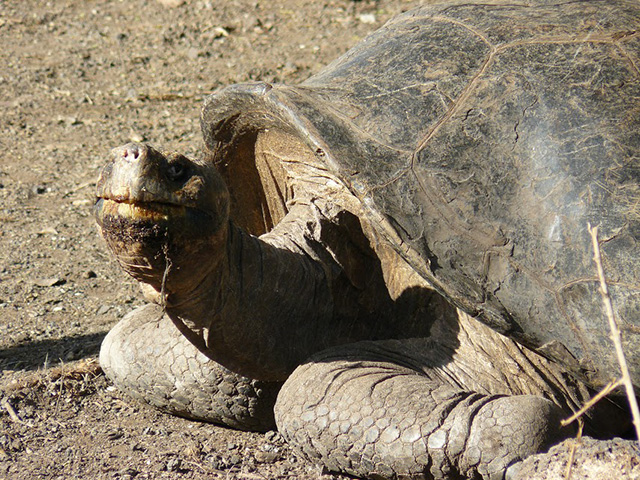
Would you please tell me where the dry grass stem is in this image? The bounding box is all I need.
[563,419,583,480]
[588,223,640,444]
[4,358,101,392]
[561,377,623,427]
[160,240,172,313]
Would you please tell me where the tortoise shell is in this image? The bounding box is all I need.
[201,0,640,389]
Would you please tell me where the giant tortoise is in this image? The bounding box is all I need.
[95,0,640,478]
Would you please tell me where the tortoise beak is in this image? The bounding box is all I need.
[96,143,187,207]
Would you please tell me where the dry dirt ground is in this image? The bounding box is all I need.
[0,0,431,478]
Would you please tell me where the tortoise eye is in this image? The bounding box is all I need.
[167,162,187,182]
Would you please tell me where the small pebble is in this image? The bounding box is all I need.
[359,13,377,24]
[254,451,279,463]
[156,0,185,7]
[34,277,64,287]
[129,132,144,143]
[265,430,283,443]
[165,457,182,472]
[107,429,124,441]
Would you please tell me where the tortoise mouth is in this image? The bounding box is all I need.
[95,197,189,224]
[95,196,221,287]
[94,196,220,247]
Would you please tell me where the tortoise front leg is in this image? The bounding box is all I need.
[275,332,576,479]
[100,303,281,432]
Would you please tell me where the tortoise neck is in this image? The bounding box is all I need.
[165,220,339,381]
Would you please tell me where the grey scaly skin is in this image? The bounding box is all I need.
[276,324,574,479]
[100,304,280,431]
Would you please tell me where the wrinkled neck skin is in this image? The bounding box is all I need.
[164,221,323,381]
[161,207,413,382]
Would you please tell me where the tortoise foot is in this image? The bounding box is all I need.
[100,303,280,431]
[275,342,573,480]
[463,395,569,480]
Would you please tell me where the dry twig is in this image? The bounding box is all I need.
[563,419,583,480]
[1,397,23,424]
[561,377,623,427]
[588,223,640,443]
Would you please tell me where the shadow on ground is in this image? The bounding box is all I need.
[0,332,106,371]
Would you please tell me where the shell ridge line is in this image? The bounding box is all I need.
[411,17,497,158]
[614,43,640,77]
[358,81,442,102]
[363,167,412,197]
[410,75,487,162]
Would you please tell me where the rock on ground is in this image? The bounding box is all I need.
[512,437,640,480]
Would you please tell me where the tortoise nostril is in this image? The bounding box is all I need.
[123,144,141,162]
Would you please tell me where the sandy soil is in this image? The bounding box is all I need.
[0,0,423,478]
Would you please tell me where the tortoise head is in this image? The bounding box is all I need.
[95,143,230,297]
